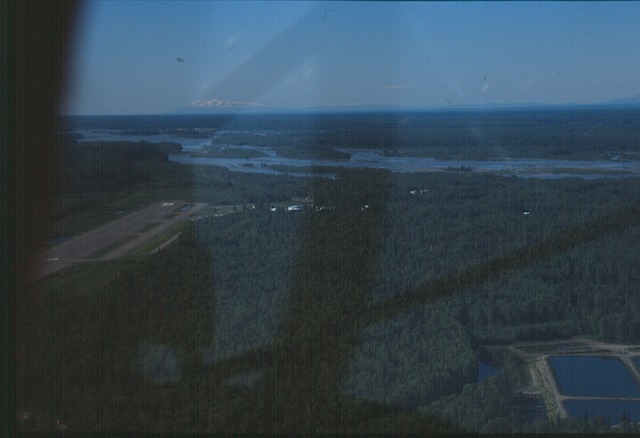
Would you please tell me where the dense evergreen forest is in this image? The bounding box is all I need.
[25,131,640,432]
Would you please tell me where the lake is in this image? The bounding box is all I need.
[548,355,640,398]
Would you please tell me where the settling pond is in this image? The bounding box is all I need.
[564,399,640,424]
[548,355,640,423]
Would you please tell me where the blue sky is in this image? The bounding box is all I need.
[61,1,640,115]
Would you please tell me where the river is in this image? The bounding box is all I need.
[168,150,640,179]
[74,129,640,179]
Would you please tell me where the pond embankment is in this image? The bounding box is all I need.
[512,338,640,424]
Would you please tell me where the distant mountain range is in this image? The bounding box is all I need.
[170,99,266,114]
[599,94,640,106]
[168,94,640,114]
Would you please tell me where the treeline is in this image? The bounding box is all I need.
[59,140,184,194]
[50,139,190,236]
[186,164,308,207]
[49,138,307,237]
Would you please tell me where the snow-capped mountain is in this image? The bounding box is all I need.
[189,99,265,109]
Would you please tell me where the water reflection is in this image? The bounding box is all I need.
[477,360,500,383]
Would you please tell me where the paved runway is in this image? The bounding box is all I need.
[37,201,207,278]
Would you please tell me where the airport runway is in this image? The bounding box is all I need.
[37,201,207,278]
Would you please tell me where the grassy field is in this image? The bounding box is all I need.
[130,222,188,255]
[38,259,137,298]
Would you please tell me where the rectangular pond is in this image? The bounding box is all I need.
[548,355,640,398]
[564,399,640,424]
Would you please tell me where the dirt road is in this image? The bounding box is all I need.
[37,201,207,278]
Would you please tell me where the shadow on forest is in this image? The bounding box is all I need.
[196,169,640,432]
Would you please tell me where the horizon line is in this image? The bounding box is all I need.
[59,100,640,117]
